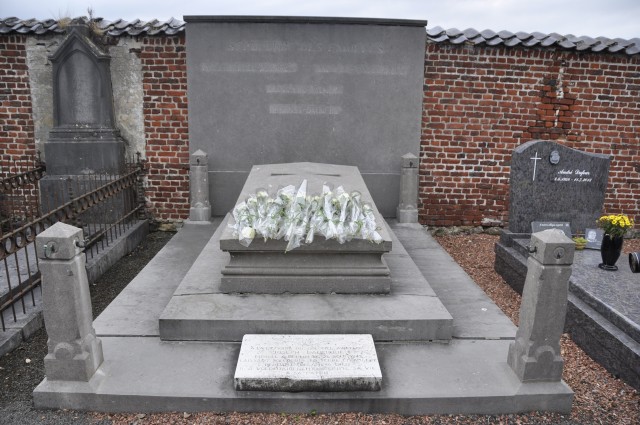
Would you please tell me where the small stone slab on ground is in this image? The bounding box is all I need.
[234,334,382,392]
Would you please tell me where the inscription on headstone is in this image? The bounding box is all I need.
[234,334,382,392]
[185,16,428,216]
[508,140,610,234]
[531,221,572,238]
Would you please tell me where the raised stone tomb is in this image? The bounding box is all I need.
[219,162,393,294]
[234,334,382,392]
[159,162,453,342]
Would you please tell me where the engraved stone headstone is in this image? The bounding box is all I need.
[234,334,382,391]
[508,140,610,234]
[185,16,427,217]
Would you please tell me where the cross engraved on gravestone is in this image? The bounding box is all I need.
[530,152,542,181]
[507,140,610,235]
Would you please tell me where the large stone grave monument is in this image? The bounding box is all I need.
[495,140,610,293]
[159,161,453,342]
[495,140,640,390]
[184,16,427,217]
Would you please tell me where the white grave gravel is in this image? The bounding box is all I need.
[234,334,382,392]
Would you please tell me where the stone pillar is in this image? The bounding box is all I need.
[36,222,104,381]
[189,149,211,221]
[507,228,574,382]
[396,153,419,223]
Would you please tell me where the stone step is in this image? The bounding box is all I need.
[158,219,453,342]
[33,337,573,414]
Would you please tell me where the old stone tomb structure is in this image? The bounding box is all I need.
[219,163,392,294]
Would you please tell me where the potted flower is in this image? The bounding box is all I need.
[572,236,588,250]
[596,214,634,271]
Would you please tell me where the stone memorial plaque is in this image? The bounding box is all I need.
[585,228,604,250]
[185,16,427,216]
[234,334,382,392]
[531,221,572,239]
[508,140,610,234]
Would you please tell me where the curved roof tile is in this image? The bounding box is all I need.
[0,17,637,56]
[427,26,639,56]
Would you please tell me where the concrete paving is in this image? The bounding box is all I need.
[34,220,572,414]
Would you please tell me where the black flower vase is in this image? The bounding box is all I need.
[599,234,624,271]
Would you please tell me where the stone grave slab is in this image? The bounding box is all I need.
[219,162,392,294]
[508,140,610,235]
[234,334,382,392]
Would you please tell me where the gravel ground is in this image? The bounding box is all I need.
[1,230,638,424]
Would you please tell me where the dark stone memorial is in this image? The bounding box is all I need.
[40,21,125,208]
[495,141,640,390]
[184,16,427,217]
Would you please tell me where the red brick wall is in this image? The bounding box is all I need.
[139,34,190,222]
[420,43,640,228]
[0,34,36,174]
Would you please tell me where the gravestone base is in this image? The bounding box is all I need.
[234,334,382,392]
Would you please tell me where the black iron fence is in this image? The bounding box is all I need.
[1,157,146,331]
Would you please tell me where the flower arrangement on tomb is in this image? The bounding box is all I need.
[596,214,634,237]
[230,179,383,251]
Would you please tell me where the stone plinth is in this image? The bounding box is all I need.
[220,162,392,294]
[234,334,382,392]
[508,229,573,382]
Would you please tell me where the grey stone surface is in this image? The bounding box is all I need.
[185,17,426,217]
[189,150,212,221]
[234,334,382,392]
[33,337,573,414]
[219,163,392,294]
[508,140,610,234]
[392,223,517,340]
[38,219,573,413]
[36,222,103,381]
[508,229,573,382]
[495,230,640,389]
[44,23,125,177]
[160,218,452,342]
[397,153,419,223]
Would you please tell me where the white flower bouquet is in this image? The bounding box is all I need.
[230,179,383,251]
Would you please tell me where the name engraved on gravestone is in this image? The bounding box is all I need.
[227,40,386,54]
[508,140,610,235]
[201,62,298,73]
[269,104,342,115]
[266,84,344,95]
[531,221,572,239]
[234,334,382,391]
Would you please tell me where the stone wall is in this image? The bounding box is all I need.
[1,29,639,226]
[420,42,640,227]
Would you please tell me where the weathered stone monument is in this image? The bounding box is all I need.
[36,222,104,381]
[40,21,125,201]
[185,16,427,217]
[507,229,573,382]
